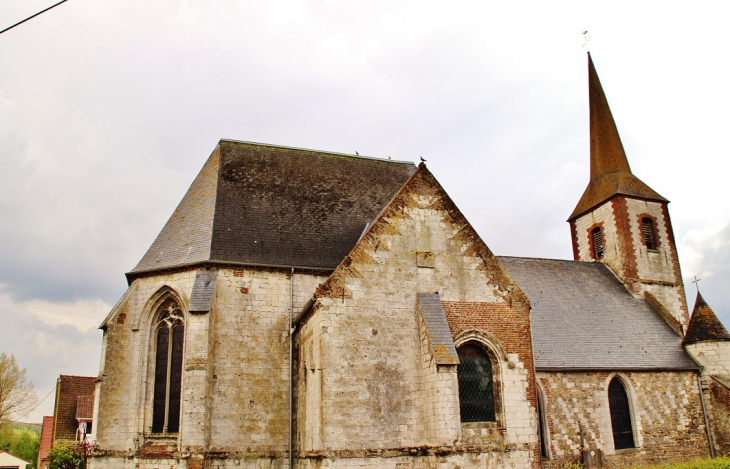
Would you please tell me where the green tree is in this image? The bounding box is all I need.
[0,352,37,426]
[11,429,39,468]
[0,425,39,469]
[47,443,83,469]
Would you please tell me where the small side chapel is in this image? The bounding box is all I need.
[90,55,730,469]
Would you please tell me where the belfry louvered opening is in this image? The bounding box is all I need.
[642,217,657,250]
[152,300,185,434]
[592,227,604,259]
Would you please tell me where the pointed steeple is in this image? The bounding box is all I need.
[684,292,730,344]
[569,53,668,220]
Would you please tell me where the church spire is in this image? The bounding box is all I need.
[684,292,730,345]
[569,53,667,221]
[588,52,631,180]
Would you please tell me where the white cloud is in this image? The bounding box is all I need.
[0,289,107,423]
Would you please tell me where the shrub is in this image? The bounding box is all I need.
[47,443,83,469]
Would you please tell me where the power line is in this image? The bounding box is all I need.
[0,0,71,36]
[12,385,57,423]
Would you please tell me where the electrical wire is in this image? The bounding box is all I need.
[0,0,70,36]
[11,385,57,423]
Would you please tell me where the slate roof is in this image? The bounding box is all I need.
[569,54,667,220]
[130,140,416,277]
[498,256,698,370]
[684,292,730,344]
[188,269,218,313]
[417,293,459,365]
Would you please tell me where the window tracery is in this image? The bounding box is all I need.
[151,299,185,434]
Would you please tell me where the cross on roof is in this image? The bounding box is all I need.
[692,275,701,293]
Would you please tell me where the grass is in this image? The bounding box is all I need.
[562,457,730,469]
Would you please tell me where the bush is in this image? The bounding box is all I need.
[47,443,83,469]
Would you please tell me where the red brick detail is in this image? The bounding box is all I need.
[52,375,96,442]
[636,213,660,249]
[660,204,689,323]
[569,220,580,261]
[586,222,605,261]
[442,302,535,403]
[233,269,245,277]
[611,196,640,293]
[116,313,126,325]
[442,300,538,468]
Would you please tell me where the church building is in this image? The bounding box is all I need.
[90,55,730,469]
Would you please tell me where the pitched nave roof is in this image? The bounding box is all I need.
[498,256,698,370]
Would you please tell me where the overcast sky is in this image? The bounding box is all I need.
[1,1,728,423]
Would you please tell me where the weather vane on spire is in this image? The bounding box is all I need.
[692,275,701,293]
[582,31,591,52]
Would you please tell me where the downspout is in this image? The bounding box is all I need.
[289,267,295,469]
[697,371,716,459]
[528,307,543,468]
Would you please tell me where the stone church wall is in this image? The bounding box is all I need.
[708,378,730,456]
[92,267,329,469]
[294,172,538,468]
[537,370,708,469]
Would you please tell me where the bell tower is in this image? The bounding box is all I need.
[568,54,689,325]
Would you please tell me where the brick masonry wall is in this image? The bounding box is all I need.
[537,371,708,469]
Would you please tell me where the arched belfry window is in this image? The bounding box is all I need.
[608,377,634,450]
[152,300,185,434]
[641,217,657,250]
[457,344,495,422]
[591,227,604,259]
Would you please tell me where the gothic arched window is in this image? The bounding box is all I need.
[608,377,634,450]
[457,344,495,422]
[152,300,185,434]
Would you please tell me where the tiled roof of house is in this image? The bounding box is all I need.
[684,292,730,344]
[37,416,54,463]
[129,140,416,278]
[75,395,94,420]
[498,256,698,370]
[53,375,95,441]
[569,54,667,220]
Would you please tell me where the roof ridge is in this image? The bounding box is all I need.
[497,255,600,264]
[219,139,414,165]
